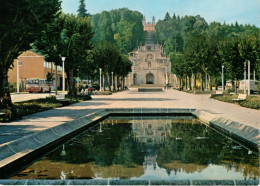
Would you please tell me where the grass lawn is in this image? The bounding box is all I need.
[211,94,260,110]
[13,96,79,117]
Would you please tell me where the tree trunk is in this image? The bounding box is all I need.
[115,74,117,91]
[185,76,188,90]
[235,79,238,94]
[123,76,125,90]
[103,73,105,91]
[108,73,111,91]
[66,68,76,97]
[201,73,204,91]
[0,66,10,97]
[209,75,212,91]
[189,76,192,90]
[214,75,218,90]
[121,76,124,90]
[194,74,197,89]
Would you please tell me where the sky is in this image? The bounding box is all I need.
[61,0,260,27]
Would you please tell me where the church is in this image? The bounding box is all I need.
[127,17,175,87]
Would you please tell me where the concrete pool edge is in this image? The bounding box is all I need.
[0,179,259,185]
[0,108,259,178]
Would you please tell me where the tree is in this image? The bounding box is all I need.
[91,8,144,53]
[93,42,132,91]
[238,33,260,79]
[164,12,171,21]
[34,14,94,97]
[46,72,55,93]
[218,38,244,93]
[77,0,89,17]
[0,0,61,97]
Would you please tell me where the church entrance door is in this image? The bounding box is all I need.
[146,73,154,84]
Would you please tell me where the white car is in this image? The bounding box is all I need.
[239,80,259,93]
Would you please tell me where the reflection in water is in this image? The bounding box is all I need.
[10,116,259,180]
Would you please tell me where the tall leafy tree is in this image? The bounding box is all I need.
[34,14,94,97]
[91,8,144,53]
[0,0,61,96]
[218,38,244,93]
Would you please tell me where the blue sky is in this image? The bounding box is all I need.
[61,0,260,27]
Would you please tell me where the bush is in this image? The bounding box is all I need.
[9,83,17,93]
[13,96,79,117]
[239,96,260,109]
[211,94,260,109]
[226,87,235,93]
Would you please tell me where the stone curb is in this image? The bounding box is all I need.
[192,110,259,151]
[0,179,258,185]
[0,109,109,171]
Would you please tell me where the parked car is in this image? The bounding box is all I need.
[85,84,97,91]
[239,80,259,93]
[91,84,100,91]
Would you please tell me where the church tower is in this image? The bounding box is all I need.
[143,17,146,26]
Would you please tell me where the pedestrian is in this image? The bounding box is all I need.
[84,88,88,95]
[88,87,91,95]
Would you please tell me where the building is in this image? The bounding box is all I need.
[126,17,177,87]
[8,51,66,92]
[143,17,156,32]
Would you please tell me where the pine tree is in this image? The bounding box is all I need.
[77,0,89,17]
[173,13,176,20]
[164,12,171,21]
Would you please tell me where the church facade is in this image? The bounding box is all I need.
[127,17,175,87]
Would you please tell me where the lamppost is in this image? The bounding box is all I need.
[248,60,250,96]
[61,57,66,95]
[99,68,102,91]
[17,60,20,93]
[165,66,168,89]
[222,65,224,93]
[205,73,207,91]
[244,61,246,94]
[111,72,114,91]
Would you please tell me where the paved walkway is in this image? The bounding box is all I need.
[0,88,259,146]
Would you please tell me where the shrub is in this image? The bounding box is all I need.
[211,94,260,109]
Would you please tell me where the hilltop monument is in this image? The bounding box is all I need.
[127,17,176,87]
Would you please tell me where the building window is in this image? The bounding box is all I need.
[147,54,153,59]
[148,62,151,68]
[44,61,52,68]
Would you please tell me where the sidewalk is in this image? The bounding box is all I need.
[0,88,259,146]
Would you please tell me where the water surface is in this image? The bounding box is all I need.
[10,116,259,180]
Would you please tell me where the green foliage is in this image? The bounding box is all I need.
[33,13,94,97]
[159,12,260,91]
[77,0,89,17]
[91,8,144,53]
[46,72,54,83]
[156,14,208,56]
[211,94,260,109]
[92,42,132,77]
[164,12,171,21]
[0,0,61,96]
[13,96,78,117]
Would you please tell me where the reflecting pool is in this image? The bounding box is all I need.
[10,116,259,180]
